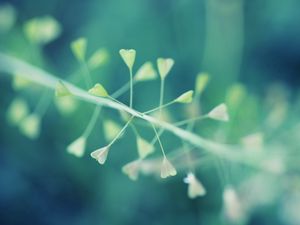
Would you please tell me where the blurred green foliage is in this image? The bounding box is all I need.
[1,0,300,225]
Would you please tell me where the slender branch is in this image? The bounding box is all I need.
[159,78,165,117]
[82,105,101,138]
[0,53,252,164]
[129,68,133,108]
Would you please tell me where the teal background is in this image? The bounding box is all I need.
[1,0,300,225]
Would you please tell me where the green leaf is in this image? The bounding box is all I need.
[71,37,87,62]
[6,97,29,125]
[88,83,108,97]
[67,136,86,157]
[195,72,209,95]
[19,114,41,139]
[157,58,174,80]
[55,81,71,97]
[134,62,157,82]
[174,90,194,103]
[88,48,109,70]
[137,137,154,159]
[119,49,136,70]
[23,16,61,45]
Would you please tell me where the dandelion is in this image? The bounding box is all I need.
[184,173,206,199]
[160,157,177,178]
[90,146,110,165]
[67,136,86,157]
[208,103,229,122]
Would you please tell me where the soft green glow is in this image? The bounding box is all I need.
[6,97,29,125]
[12,74,31,90]
[71,37,87,62]
[134,62,157,82]
[174,90,194,103]
[122,159,141,180]
[88,48,109,70]
[23,16,61,45]
[184,173,206,198]
[195,72,210,96]
[88,83,109,97]
[137,136,155,159]
[226,83,246,109]
[0,3,16,32]
[208,103,229,122]
[54,96,78,116]
[55,81,72,97]
[67,136,86,157]
[157,58,174,80]
[103,119,122,142]
[19,114,41,139]
[161,157,177,178]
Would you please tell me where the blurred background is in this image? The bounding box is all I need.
[0,0,300,224]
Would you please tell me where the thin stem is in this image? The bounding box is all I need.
[150,128,165,145]
[80,60,92,88]
[174,115,209,126]
[129,123,139,137]
[129,68,133,108]
[108,96,130,109]
[151,123,166,157]
[144,100,175,114]
[33,90,52,116]
[109,116,134,146]
[0,53,257,167]
[112,80,137,99]
[82,106,101,138]
[159,78,165,117]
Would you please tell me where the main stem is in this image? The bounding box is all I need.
[129,68,133,108]
[0,53,255,165]
[159,78,165,117]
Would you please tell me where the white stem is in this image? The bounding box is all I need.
[0,53,250,164]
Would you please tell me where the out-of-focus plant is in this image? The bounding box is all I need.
[1,7,300,225]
